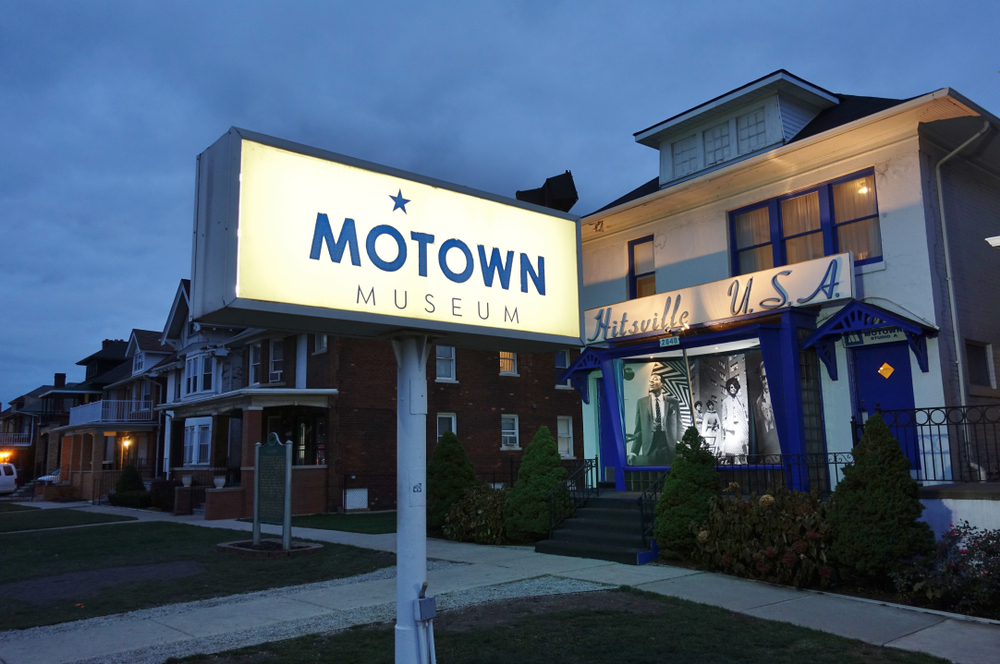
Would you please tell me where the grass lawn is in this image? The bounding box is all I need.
[239,511,397,534]
[168,589,946,664]
[0,502,38,513]
[0,521,395,630]
[0,508,135,533]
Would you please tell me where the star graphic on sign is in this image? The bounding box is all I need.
[389,189,410,213]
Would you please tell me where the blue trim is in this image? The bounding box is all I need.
[627,235,654,300]
[802,300,936,379]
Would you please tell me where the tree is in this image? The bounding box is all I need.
[505,426,568,542]
[829,413,933,581]
[426,431,478,531]
[654,426,720,557]
[115,464,145,493]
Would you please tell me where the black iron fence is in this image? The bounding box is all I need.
[546,457,598,537]
[637,470,669,549]
[92,458,155,505]
[851,405,1000,483]
[471,456,520,488]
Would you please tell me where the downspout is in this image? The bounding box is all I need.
[935,119,990,409]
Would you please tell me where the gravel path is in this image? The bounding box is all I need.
[3,563,609,664]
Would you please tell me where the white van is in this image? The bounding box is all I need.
[0,463,17,494]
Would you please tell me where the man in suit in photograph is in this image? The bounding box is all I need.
[627,372,681,466]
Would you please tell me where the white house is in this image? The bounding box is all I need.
[565,71,1000,533]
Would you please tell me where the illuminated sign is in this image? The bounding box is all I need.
[585,254,854,344]
[190,128,582,350]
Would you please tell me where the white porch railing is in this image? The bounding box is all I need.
[0,432,32,446]
[69,400,156,426]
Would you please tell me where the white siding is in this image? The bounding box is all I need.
[777,97,820,142]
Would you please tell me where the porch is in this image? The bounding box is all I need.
[69,400,156,426]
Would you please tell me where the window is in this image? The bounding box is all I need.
[436,413,456,439]
[557,416,573,457]
[737,108,767,154]
[133,353,144,373]
[269,339,284,382]
[703,121,731,167]
[555,350,572,387]
[185,358,198,394]
[501,414,519,448]
[628,236,655,299]
[730,170,882,275]
[315,334,327,353]
[183,417,212,465]
[672,135,698,178]
[436,346,456,381]
[202,356,214,392]
[967,342,996,388]
[249,343,262,385]
[173,373,181,402]
[500,351,518,375]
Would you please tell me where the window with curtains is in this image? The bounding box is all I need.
[628,236,656,299]
[729,170,882,275]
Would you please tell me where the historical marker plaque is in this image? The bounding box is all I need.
[252,432,292,549]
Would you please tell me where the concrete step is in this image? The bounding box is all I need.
[535,538,647,565]
[550,527,647,549]
[581,496,643,511]
[562,515,643,534]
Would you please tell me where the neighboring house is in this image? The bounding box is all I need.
[565,71,1000,532]
[0,374,78,482]
[156,276,582,518]
[49,337,165,500]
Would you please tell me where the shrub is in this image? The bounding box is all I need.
[653,426,719,556]
[893,521,1000,619]
[149,479,182,511]
[505,426,569,542]
[115,464,145,493]
[692,486,836,588]
[829,414,933,581]
[443,485,509,545]
[108,490,152,509]
[426,431,478,531]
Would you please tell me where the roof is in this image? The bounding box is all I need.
[589,84,914,216]
[634,70,839,147]
[131,329,172,353]
[790,94,910,143]
[163,279,192,341]
[76,340,129,366]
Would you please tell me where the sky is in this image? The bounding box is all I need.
[2,0,999,405]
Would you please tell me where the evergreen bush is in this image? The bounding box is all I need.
[653,426,719,556]
[115,464,145,493]
[426,431,478,531]
[443,485,510,545]
[149,478,182,511]
[505,426,569,542]
[108,490,152,509]
[829,413,933,581]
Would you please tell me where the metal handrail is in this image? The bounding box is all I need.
[636,470,670,549]
[546,456,598,538]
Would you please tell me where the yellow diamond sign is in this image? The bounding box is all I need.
[878,362,895,379]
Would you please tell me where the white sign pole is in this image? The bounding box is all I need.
[391,334,430,664]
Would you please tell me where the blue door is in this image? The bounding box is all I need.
[853,342,918,468]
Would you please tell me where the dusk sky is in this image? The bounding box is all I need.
[2,0,998,405]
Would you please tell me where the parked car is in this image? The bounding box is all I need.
[37,468,61,485]
[0,463,17,494]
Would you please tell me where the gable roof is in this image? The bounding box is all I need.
[76,340,129,366]
[163,279,191,342]
[128,329,173,356]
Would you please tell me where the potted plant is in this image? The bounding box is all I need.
[213,476,226,489]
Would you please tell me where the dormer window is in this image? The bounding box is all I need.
[671,136,698,178]
[133,353,144,373]
[703,122,732,167]
[737,108,768,153]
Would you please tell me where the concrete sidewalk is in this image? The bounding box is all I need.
[0,503,997,663]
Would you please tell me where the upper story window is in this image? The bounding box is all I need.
[628,236,655,299]
[249,343,262,385]
[185,358,198,394]
[500,352,518,376]
[269,339,284,383]
[555,350,572,387]
[202,356,214,392]
[133,353,144,373]
[436,346,456,381]
[730,170,882,276]
[315,334,327,353]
